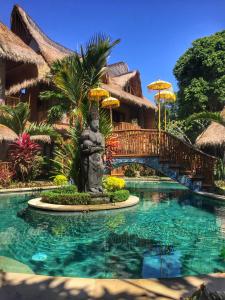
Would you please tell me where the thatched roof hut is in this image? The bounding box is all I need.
[11,5,72,66]
[0,125,18,142]
[196,122,225,148]
[196,108,225,159]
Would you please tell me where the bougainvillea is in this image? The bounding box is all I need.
[9,133,41,182]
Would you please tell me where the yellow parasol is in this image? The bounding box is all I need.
[147,80,172,132]
[88,87,109,101]
[147,80,172,91]
[154,91,176,130]
[102,97,120,124]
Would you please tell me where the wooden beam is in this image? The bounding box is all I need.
[0,59,5,103]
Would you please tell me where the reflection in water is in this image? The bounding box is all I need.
[0,185,225,278]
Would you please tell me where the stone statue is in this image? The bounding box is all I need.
[80,108,105,193]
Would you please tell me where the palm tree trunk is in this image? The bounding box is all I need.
[0,59,5,104]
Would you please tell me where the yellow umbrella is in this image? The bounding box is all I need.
[88,87,109,101]
[102,97,120,124]
[147,80,172,132]
[147,80,172,91]
[154,90,176,102]
[154,91,176,130]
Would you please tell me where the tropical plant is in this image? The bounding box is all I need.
[8,133,42,182]
[0,102,56,136]
[43,34,119,188]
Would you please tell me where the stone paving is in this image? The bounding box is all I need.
[0,272,225,300]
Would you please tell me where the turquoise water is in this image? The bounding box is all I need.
[0,182,225,278]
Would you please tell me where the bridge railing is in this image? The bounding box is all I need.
[112,129,216,186]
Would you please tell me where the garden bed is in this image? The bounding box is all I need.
[40,186,130,205]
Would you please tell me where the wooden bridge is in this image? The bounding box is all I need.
[111,129,216,191]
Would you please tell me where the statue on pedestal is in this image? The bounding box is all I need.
[80,108,105,193]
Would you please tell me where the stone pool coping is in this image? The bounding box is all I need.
[0,271,224,300]
[196,191,225,201]
[0,186,59,194]
[28,195,139,212]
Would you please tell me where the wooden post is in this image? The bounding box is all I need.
[0,59,5,104]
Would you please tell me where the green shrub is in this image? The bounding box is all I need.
[103,176,125,192]
[124,164,141,177]
[53,175,68,186]
[50,185,78,194]
[41,192,91,205]
[215,159,225,181]
[110,190,130,202]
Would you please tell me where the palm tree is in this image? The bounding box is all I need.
[40,34,120,126]
[186,111,225,127]
[0,102,57,136]
[42,34,120,187]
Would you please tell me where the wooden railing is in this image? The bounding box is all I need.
[5,96,20,107]
[112,129,216,186]
[113,122,141,131]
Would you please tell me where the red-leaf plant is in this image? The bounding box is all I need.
[0,167,14,187]
[105,134,120,173]
[9,133,41,182]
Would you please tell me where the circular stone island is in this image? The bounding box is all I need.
[28,195,139,212]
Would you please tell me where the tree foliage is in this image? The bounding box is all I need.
[173,30,225,119]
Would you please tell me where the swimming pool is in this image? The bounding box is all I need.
[0,182,225,278]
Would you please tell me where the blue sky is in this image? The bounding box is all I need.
[1,0,225,100]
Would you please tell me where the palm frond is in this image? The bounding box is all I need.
[99,108,112,138]
[186,112,225,126]
[26,122,57,137]
[0,102,30,134]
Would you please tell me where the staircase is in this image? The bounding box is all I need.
[112,129,216,191]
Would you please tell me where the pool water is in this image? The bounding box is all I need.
[0,182,225,278]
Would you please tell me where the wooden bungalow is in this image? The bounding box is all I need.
[2,5,156,131]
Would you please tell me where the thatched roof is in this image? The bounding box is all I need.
[0,22,45,65]
[102,83,156,110]
[110,71,138,88]
[30,135,51,144]
[5,63,50,96]
[0,125,18,143]
[107,62,129,77]
[11,5,72,65]
[196,107,225,147]
[196,122,225,147]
